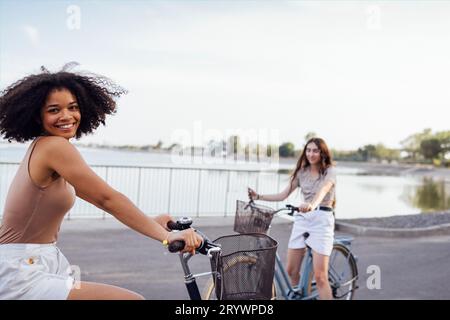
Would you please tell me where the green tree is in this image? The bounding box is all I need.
[373,143,400,161]
[357,144,377,161]
[400,128,433,160]
[420,138,443,160]
[435,130,450,156]
[279,142,295,158]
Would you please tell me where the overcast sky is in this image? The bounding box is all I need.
[1,0,449,150]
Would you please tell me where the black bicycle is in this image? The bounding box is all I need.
[167,217,278,300]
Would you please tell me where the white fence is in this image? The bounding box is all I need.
[0,162,300,219]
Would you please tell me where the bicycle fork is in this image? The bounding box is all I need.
[178,252,218,300]
[274,248,319,300]
[178,253,202,300]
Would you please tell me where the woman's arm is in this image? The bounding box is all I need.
[249,177,298,202]
[42,137,200,250]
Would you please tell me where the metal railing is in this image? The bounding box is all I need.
[0,162,298,219]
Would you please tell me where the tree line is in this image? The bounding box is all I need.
[277,129,450,167]
[72,129,450,167]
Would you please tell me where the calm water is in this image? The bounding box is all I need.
[1,143,449,219]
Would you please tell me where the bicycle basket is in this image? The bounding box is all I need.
[234,200,276,234]
[209,233,278,300]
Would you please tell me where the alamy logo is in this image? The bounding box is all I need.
[366,265,381,290]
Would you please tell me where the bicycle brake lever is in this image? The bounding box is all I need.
[206,246,221,258]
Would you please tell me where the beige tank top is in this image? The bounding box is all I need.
[0,137,76,244]
[297,166,336,207]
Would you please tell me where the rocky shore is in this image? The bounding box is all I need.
[337,160,450,181]
[280,158,450,180]
[339,211,450,229]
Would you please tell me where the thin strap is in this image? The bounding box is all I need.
[26,136,43,170]
[26,136,49,190]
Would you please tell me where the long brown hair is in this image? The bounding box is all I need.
[290,137,334,187]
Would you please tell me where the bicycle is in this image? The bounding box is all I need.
[166,217,278,300]
[202,200,359,300]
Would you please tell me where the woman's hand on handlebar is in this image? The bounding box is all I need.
[299,202,313,213]
[248,187,259,201]
[167,228,203,254]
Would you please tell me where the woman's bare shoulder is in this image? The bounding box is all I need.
[31,136,82,170]
[36,136,76,154]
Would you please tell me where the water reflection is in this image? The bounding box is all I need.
[405,177,450,212]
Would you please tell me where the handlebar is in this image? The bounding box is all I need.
[247,199,300,216]
[166,218,220,255]
[166,202,301,253]
[285,204,300,215]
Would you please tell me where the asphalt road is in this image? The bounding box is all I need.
[57,217,450,300]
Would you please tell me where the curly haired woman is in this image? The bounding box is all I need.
[0,64,201,300]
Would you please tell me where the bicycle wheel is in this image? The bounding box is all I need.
[306,244,358,300]
[202,254,277,300]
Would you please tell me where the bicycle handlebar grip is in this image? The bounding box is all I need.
[166,218,211,254]
[167,217,193,230]
[168,240,185,253]
[287,205,300,212]
[166,221,186,252]
[286,204,300,215]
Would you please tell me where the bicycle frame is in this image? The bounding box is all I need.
[172,203,358,300]
[258,207,319,300]
[261,208,358,300]
[177,240,222,300]
[274,249,319,300]
[273,236,357,300]
[177,252,208,300]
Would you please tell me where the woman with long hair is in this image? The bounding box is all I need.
[248,137,336,300]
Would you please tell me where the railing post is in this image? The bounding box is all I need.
[276,173,281,210]
[196,170,202,217]
[256,170,260,194]
[224,171,231,217]
[167,168,173,214]
[137,167,142,209]
[103,167,109,219]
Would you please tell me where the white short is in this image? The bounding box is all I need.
[0,243,74,300]
[288,209,335,256]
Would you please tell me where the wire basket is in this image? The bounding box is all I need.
[209,233,278,300]
[234,200,276,234]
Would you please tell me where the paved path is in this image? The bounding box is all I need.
[57,217,450,300]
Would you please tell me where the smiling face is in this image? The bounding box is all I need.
[40,88,81,139]
[305,142,322,166]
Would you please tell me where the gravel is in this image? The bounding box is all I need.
[338,212,450,229]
